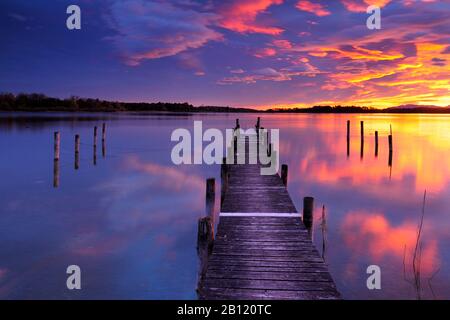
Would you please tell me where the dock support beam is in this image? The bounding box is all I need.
[75,134,80,170]
[206,178,215,236]
[346,120,350,157]
[281,164,288,187]
[93,126,98,165]
[221,158,228,208]
[375,130,379,157]
[303,197,314,237]
[360,121,364,158]
[53,132,60,188]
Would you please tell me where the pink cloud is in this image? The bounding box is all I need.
[296,1,331,16]
[272,39,293,49]
[254,47,277,58]
[218,0,284,35]
[107,0,223,65]
[340,0,392,12]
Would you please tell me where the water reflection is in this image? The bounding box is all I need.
[0,113,449,299]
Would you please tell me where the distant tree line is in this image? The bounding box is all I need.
[1,93,449,113]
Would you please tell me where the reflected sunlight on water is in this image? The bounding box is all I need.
[0,113,449,299]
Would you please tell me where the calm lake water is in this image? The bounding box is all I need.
[0,112,449,299]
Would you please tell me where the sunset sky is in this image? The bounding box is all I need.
[0,0,449,109]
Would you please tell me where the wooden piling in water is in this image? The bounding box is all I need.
[360,121,364,158]
[206,178,215,235]
[221,158,228,208]
[75,134,80,170]
[197,216,214,252]
[346,120,350,157]
[235,119,240,130]
[54,131,60,161]
[375,131,379,157]
[281,164,288,187]
[53,159,60,188]
[267,143,272,157]
[321,205,327,261]
[102,123,106,141]
[93,127,98,165]
[303,197,314,236]
[53,131,60,188]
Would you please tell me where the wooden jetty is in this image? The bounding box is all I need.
[198,121,340,300]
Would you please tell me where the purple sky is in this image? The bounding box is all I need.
[0,0,449,108]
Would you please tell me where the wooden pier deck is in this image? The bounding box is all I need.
[198,130,341,300]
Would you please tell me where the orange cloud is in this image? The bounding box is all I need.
[296,1,331,16]
[341,0,392,12]
[219,0,284,35]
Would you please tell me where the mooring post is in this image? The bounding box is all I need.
[53,131,60,188]
[54,131,60,161]
[256,117,261,144]
[93,126,98,165]
[101,123,106,158]
[75,134,80,170]
[102,123,106,141]
[235,118,240,130]
[197,216,214,253]
[267,143,272,157]
[206,178,215,235]
[346,120,350,157]
[360,121,364,158]
[281,164,288,187]
[93,126,98,146]
[53,159,60,188]
[375,131,379,157]
[303,197,314,237]
[221,158,228,208]
[388,125,393,153]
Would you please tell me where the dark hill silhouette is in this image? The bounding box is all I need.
[1,93,449,113]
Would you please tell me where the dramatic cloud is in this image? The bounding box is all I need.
[296,1,331,16]
[217,0,284,35]
[107,0,223,65]
[340,0,392,12]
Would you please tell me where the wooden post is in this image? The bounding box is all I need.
[267,143,272,157]
[53,158,60,188]
[346,120,350,157]
[93,126,98,146]
[388,131,393,154]
[235,119,240,130]
[233,136,237,155]
[303,197,314,237]
[75,134,80,170]
[53,131,60,188]
[281,164,288,187]
[321,205,327,261]
[360,121,364,159]
[93,127,98,165]
[221,157,228,208]
[196,215,214,294]
[206,178,215,236]
[375,131,379,157]
[54,131,60,161]
[388,135,393,168]
[102,123,106,141]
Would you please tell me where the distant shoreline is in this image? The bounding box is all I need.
[1,93,449,114]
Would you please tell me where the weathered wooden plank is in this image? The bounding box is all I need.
[202,278,338,292]
[199,288,340,300]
